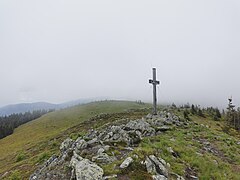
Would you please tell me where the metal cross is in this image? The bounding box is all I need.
[149,68,160,115]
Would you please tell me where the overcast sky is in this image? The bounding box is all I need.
[0,0,240,108]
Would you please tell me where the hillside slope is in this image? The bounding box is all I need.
[1,102,239,179]
[27,108,240,180]
[0,101,150,179]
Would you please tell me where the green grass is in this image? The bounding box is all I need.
[131,110,240,179]
[0,100,150,179]
[1,103,239,179]
[16,152,27,162]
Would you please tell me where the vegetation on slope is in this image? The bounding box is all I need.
[0,110,53,139]
[0,101,150,179]
[97,107,240,179]
[0,101,239,179]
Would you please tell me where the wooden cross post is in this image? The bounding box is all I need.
[149,68,160,115]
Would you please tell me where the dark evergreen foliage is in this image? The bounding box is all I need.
[0,109,54,139]
[183,110,190,120]
[226,98,240,130]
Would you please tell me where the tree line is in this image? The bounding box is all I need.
[172,103,222,121]
[0,109,54,139]
[173,99,240,132]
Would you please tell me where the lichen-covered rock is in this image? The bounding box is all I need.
[97,148,105,154]
[145,156,156,174]
[60,138,73,152]
[87,137,98,145]
[145,155,168,177]
[125,119,153,133]
[75,138,87,150]
[75,159,104,180]
[70,151,83,168]
[103,174,118,180]
[92,153,116,164]
[152,175,168,180]
[149,155,168,177]
[120,157,133,169]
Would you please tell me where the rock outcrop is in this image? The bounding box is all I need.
[30,111,187,180]
[74,159,104,180]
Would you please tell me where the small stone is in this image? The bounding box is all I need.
[87,138,98,145]
[103,174,118,180]
[167,147,174,154]
[120,157,133,169]
[213,160,218,165]
[75,138,87,150]
[97,148,105,154]
[133,154,139,159]
[124,147,134,151]
[1,172,9,178]
[152,175,167,180]
[31,175,37,180]
[103,145,110,151]
[195,152,203,156]
[92,153,116,164]
[157,126,171,131]
[189,175,198,179]
[166,163,171,168]
[171,172,185,180]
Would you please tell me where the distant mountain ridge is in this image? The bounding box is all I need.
[0,98,106,116]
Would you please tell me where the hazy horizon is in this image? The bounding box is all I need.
[1,0,240,109]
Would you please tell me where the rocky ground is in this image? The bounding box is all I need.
[29,111,190,180]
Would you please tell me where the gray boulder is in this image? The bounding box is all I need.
[120,157,133,169]
[145,155,168,177]
[60,138,73,152]
[75,159,104,180]
[125,119,155,136]
[70,151,83,168]
[125,119,150,132]
[97,148,105,154]
[75,138,87,150]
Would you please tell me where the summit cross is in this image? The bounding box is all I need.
[149,68,160,115]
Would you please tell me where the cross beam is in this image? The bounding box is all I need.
[149,68,160,115]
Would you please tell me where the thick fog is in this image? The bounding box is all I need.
[1,0,240,108]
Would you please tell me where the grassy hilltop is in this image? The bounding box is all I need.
[0,101,150,179]
[0,101,240,179]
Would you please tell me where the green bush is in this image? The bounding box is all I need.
[37,152,50,163]
[16,152,26,162]
[9,170,21,180]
